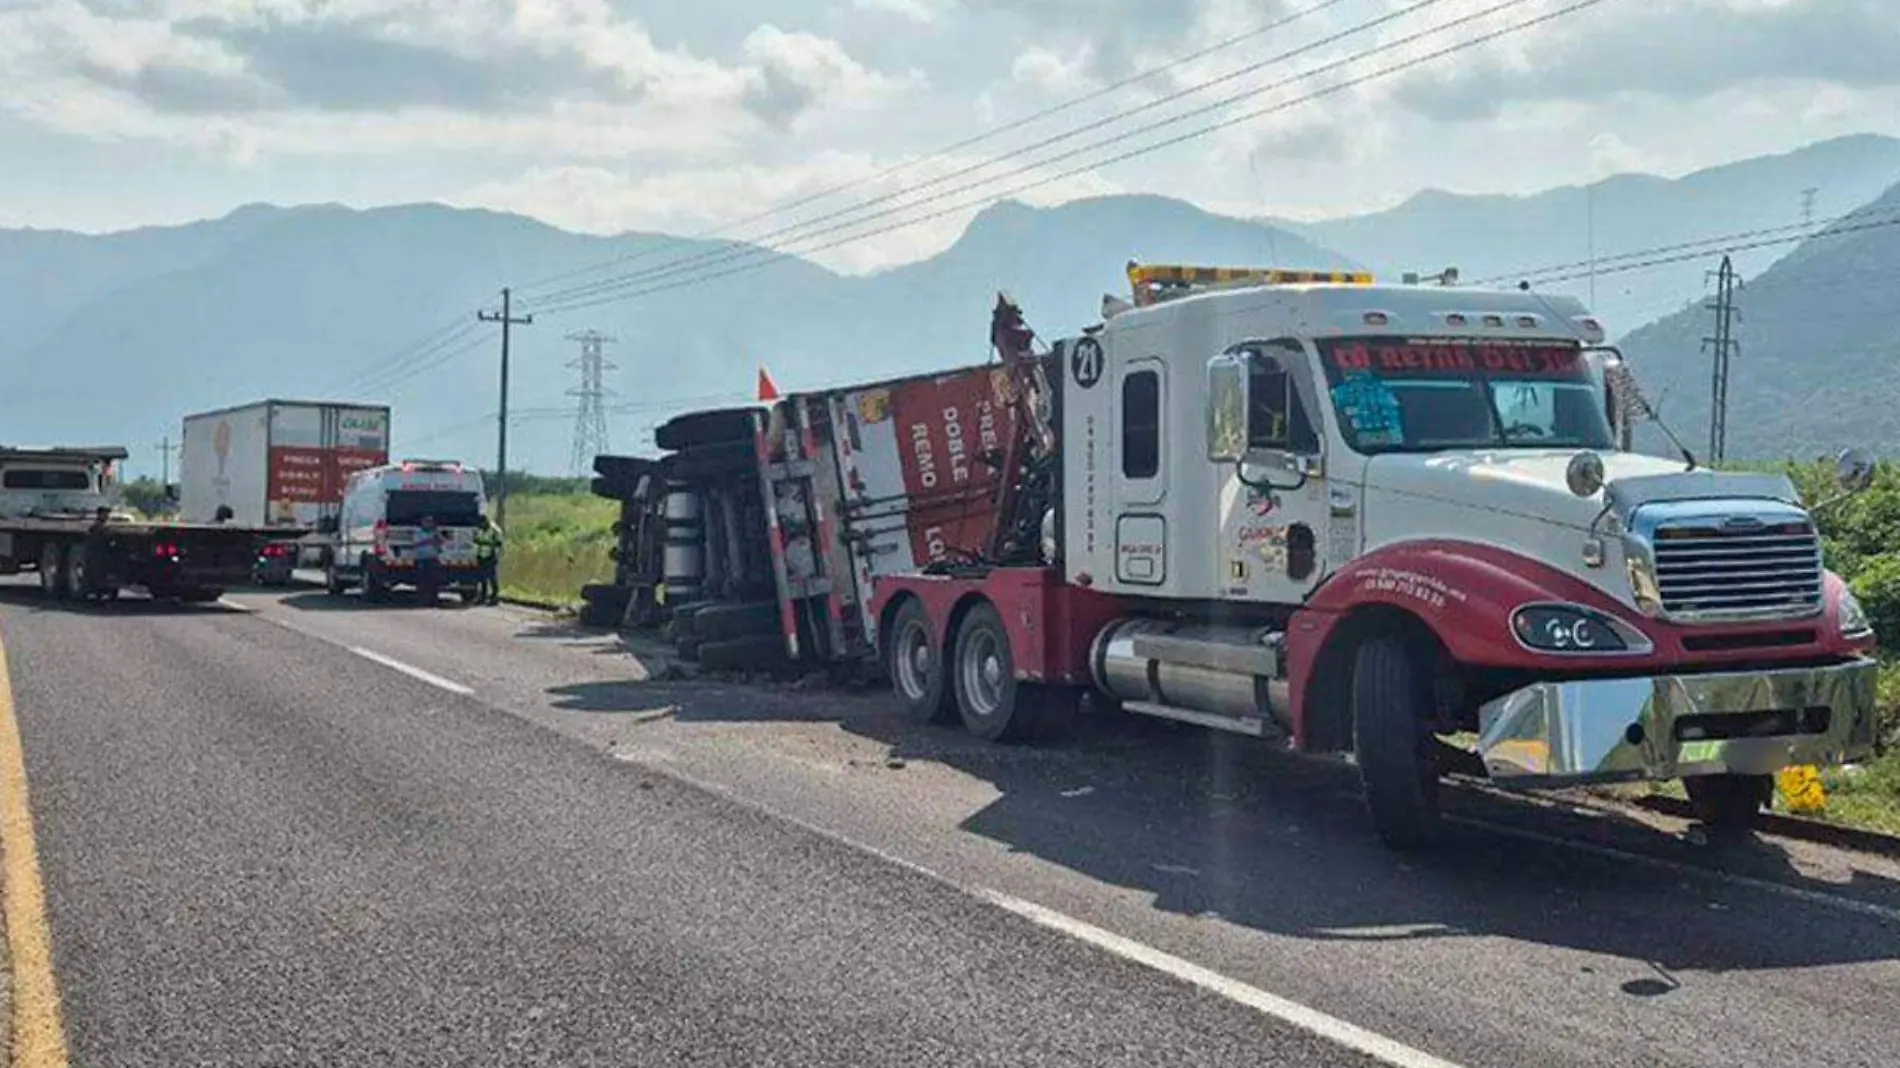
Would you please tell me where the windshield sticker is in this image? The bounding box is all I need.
[1330,377,1404,446]
[1327,340,1583,378]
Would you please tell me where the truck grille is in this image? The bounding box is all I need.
[1651,518,1823,622]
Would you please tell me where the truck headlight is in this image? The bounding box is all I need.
[1838,587,1873,638]
[1511,604,1650,654]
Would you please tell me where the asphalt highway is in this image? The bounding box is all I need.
[1,579,1897,1067]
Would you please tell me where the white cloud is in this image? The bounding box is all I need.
[738,24,922,129]
[1010,46,1095,95]
[852,0,957,24]
[450,153,1121,274]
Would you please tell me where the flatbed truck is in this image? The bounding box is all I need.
[0,446,264,603]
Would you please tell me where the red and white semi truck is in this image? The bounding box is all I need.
[619,263,1882,847]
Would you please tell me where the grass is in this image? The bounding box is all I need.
[494,492,618,606]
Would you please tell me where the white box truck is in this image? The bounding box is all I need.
[179,400,391,531]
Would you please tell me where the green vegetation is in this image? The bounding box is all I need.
[1726,459,1900,828]
[494,492,618,607]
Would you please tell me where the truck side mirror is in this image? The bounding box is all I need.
[1206,353,1248,463]
[1836,448,1875,494]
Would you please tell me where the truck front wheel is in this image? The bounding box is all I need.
[39,543,68,601]
[1351,635,1443,850]
[1684,773,1772,832]
[887,598,954,726]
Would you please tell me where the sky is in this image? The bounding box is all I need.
[3,0,1899,273]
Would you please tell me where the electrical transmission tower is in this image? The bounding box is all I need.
[1702,255,1742,464]
[565,330,618,476]
[1801,187,1819,232]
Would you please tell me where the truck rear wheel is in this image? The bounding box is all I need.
[953,602,1036,743]
[1351,635,1443,850]
[888,598,955,726]
[1684,773,1772,832]
[64,545,97,600]
[39,543,68,601]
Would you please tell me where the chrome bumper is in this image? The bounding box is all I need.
[1475,659,1880,786]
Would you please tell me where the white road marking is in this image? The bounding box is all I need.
[1446,816,1900,925]
[631,760,1466,1068]
[347,647,473,696]
[979,889,1468,1068]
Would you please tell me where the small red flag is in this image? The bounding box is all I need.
[757,365,781,402]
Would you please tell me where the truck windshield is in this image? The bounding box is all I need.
[387,490,482,526]
[1316,337,1613,453]
[2,469,91,490]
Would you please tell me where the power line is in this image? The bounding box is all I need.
[525,0,1498,311]
[526,0,1463,309]
[1493,212,1900,288]
[321,308,485,397]
[508,0,1365,299]
[346,323,488,398]
[527,0,1609,317]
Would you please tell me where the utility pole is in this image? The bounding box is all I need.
[565,330,617,477]
[1702,255,1741,464]
[153,436,181,486]
[477,288,533,527]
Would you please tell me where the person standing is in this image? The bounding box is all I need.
[474,514,505,606]
[414,515,442,605]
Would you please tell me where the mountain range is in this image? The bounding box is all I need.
[4,133,1899,477]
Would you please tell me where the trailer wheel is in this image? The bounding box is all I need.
[39,543,68,601]
[694,600,780,642]
[953,602,1038,743]
[1351,635,1443,850]
[656,408,757,451]
[887,598,955,726]
[1684,773,1772,832]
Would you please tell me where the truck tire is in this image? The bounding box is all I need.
[656,408,756,451]
[952,602,1037,743]
[325,561,346,597]
[887,598,955,726]
[693,600,780,642]
[1351,635,1443,850]
[580,583,633,627]
[1684,773,1773,832]
[64,545,97,601]
[697,634,787,673]
[39,543,68,601]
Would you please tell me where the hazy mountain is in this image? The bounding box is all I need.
[1269,134,1900,337]
[10,133,1899,479]
[0,196,1342,477]
[1616,178,1900,461]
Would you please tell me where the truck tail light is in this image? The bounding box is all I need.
[152,542,178,559]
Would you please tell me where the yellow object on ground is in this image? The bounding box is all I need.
[1776,764,1828,813]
